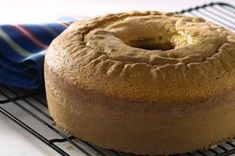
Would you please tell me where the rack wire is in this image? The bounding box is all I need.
[0,2,235,156]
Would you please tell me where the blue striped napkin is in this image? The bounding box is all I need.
[0,18,79,90]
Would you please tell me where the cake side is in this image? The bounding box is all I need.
[45,64,235,155]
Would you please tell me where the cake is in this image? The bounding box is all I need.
[44,11,235,155]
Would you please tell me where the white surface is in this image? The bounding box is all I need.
[0,111,57,156]
[0,0,235,156]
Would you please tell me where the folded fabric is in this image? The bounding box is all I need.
[0,18,79,90]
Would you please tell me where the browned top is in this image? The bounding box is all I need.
[45,11,235,103]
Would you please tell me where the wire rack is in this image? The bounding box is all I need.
[0,2,235,156]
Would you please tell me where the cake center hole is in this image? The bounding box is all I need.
[128,38,175,51]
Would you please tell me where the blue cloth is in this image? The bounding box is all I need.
[0,22,72,90]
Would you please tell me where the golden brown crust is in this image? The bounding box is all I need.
[45,65,235,155]
[45,11,235,155]
[46,11,235,103]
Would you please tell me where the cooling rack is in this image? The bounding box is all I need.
[1,2,235,156]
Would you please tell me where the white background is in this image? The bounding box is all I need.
[0,0,235,156]
[0,0,234,23]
